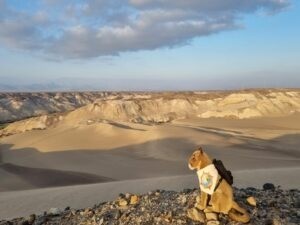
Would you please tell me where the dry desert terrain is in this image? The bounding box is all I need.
[0,89,300,219]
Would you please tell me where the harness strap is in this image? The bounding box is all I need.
[214,177,223,192]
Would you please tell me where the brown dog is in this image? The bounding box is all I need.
[189,147,250,223]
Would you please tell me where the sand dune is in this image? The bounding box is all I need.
[1,116,299,191]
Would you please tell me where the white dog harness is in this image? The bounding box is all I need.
[197,164,219,195]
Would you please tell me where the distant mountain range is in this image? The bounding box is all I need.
[1,75,299,92]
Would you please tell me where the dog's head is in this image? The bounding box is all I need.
[188,147,211,170]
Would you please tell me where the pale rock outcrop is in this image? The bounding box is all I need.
[1,89,300,136]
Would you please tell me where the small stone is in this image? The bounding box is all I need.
[21,221,29,225]
[83,208,94,217]
[247,196,257,207]
[272,218,282,225]
[164,211,173,223]
[48,208,61,216]
[187,208,205,223]
[265,219,273,225]
[118,193,125,198]
[205,212,218,221]
[263,183,275,191]
[112,210,121,220]
[118,198,128,207]
[70,209,77,216]
[130,195,139,205]
[207,221,220,225]
[180,196,187,205]
[27,214,35,225]
[125,193,131,199]
[295,198,300,208]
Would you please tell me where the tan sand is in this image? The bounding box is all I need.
[0,168,299,219]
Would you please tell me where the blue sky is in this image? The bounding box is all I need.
[0,0,299,91]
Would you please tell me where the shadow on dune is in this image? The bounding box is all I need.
[0,163,113,189]
[175,123,300,158]
[106,121,146,131]
[0,132,299,192]
[0,139,197,192]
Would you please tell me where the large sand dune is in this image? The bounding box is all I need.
[1,113,300,219]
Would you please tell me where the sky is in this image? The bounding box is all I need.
[0,0,299,91]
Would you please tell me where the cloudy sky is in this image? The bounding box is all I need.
[0,0,299,91]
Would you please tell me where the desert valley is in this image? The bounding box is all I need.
[0,89,299,222]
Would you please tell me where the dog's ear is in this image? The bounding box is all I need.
[198,146,203,154]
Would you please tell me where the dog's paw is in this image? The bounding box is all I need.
[195,202,206,210]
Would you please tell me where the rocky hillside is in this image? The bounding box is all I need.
[1,89,300,137]
[0,92,113,123]
[65,89,300,123]
[1,185,299,225]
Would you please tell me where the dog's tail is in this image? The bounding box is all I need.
[228,201,250,223]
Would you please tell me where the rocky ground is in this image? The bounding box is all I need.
[1,184,299,225]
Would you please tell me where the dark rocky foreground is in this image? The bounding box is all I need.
[1,186,299,225]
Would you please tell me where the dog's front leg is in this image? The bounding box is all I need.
[196,191,208,210]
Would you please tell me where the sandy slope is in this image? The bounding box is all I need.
[0,115,300,219]
[1,116,299,187]
[0,168,299,219]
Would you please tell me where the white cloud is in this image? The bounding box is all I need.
[0,0,290,59]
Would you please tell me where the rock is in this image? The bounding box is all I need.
[82,208,94,217]
[112,210,121,220]
[263,183,275,191]
[27,214,35,224]
[295,198,300,208]
[247,196,257,207]
[180,195,187,205]
[118,193,125,198]
[118,198,128,207]
[48,208,61,216]
[272,218,282,225]
[130,195,139,205]
[21,221,29,225]
[187,208,205,222]
[265,219,273,225]
[207,221,220,225]
[0,222,12,225]
[205,212,218,221]
[125,193,131,199]
[2,187,300,225]
[98,218,104,225]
